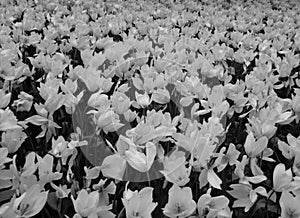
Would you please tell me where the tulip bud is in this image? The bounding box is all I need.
[124,109,137,122]
[292,93,300,113]
[111,91,131,114]
[135,91,151,108]
[96,110,124,133]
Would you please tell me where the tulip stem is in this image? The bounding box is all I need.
[58,198,63,218]
[265,189,275,218]
[116,207,125,218]
[147,171,151,186]
[143,108,147,122]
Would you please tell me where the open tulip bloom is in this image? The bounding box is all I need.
[162,184,196,218]
[122,184,157,218]
[197,188,231,218]
[0,184,48,218]
[279,191,300,218]
[71,189,112,218]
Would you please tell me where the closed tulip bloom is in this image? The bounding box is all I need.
[87,92,110,113]
[111,91,131,114]
[96,110,124,133]
[291,90,300,114]
[135,91,151,108]
[124,109,137,122]
[273,164,293,192]
[244,132,268,158]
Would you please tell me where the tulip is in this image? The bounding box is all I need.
[12,91,33,112]
[96,110,124,133]
[217,143,240,172]
[87,92,110,113]
[244,132,268,158]
[0,89,11,109]
[0,184,48,218]
[291,90,300,115]
[160,150,190,186]
[37,154,62,187]
[117,136,157,173]
[0,108,21,131]
[50,135,73,165]
[162,184,196,218]
[122,184,157,218]
[100,153,126,181]
[273,164,293,192]
[71,189,99,218]
[50,182,70,199]
[124,109,137,122]
[135,91,151,108]
[111,91,131,114]
[228,184,267,212]
[247,107,279,139]
[151,88,170,104]
[0,147,12,169]
[93,179,116,206]
[1,129,27,153]
[278,134,300,163]
[197,188,230,218]
[279,191,300,218]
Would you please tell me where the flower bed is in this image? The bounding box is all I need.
[0,0,300,217]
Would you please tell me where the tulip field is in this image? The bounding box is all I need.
[0,0,300,217]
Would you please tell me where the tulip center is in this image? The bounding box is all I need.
[18,203,30,215]
[175,202,183,213]
[286,207,300,218]
[203,207,210,216]
[132,211,141,217]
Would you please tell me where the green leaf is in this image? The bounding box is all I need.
[247,198,280,218]
[0,189,15,204]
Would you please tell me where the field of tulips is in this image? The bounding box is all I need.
[0,0,300,217]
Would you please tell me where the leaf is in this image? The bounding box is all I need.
[47,192,59,212]
[247,198,280,218]
[246,175,267,184]
[199,169,208,189]
[207,169,222,189]
[25,115,48,126]
[132,75,144,90]
[0,90,11,109]
[0,189,15,204]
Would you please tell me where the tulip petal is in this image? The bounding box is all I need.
[100,154,126,180]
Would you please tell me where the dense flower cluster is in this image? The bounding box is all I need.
[0,0,300,217]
